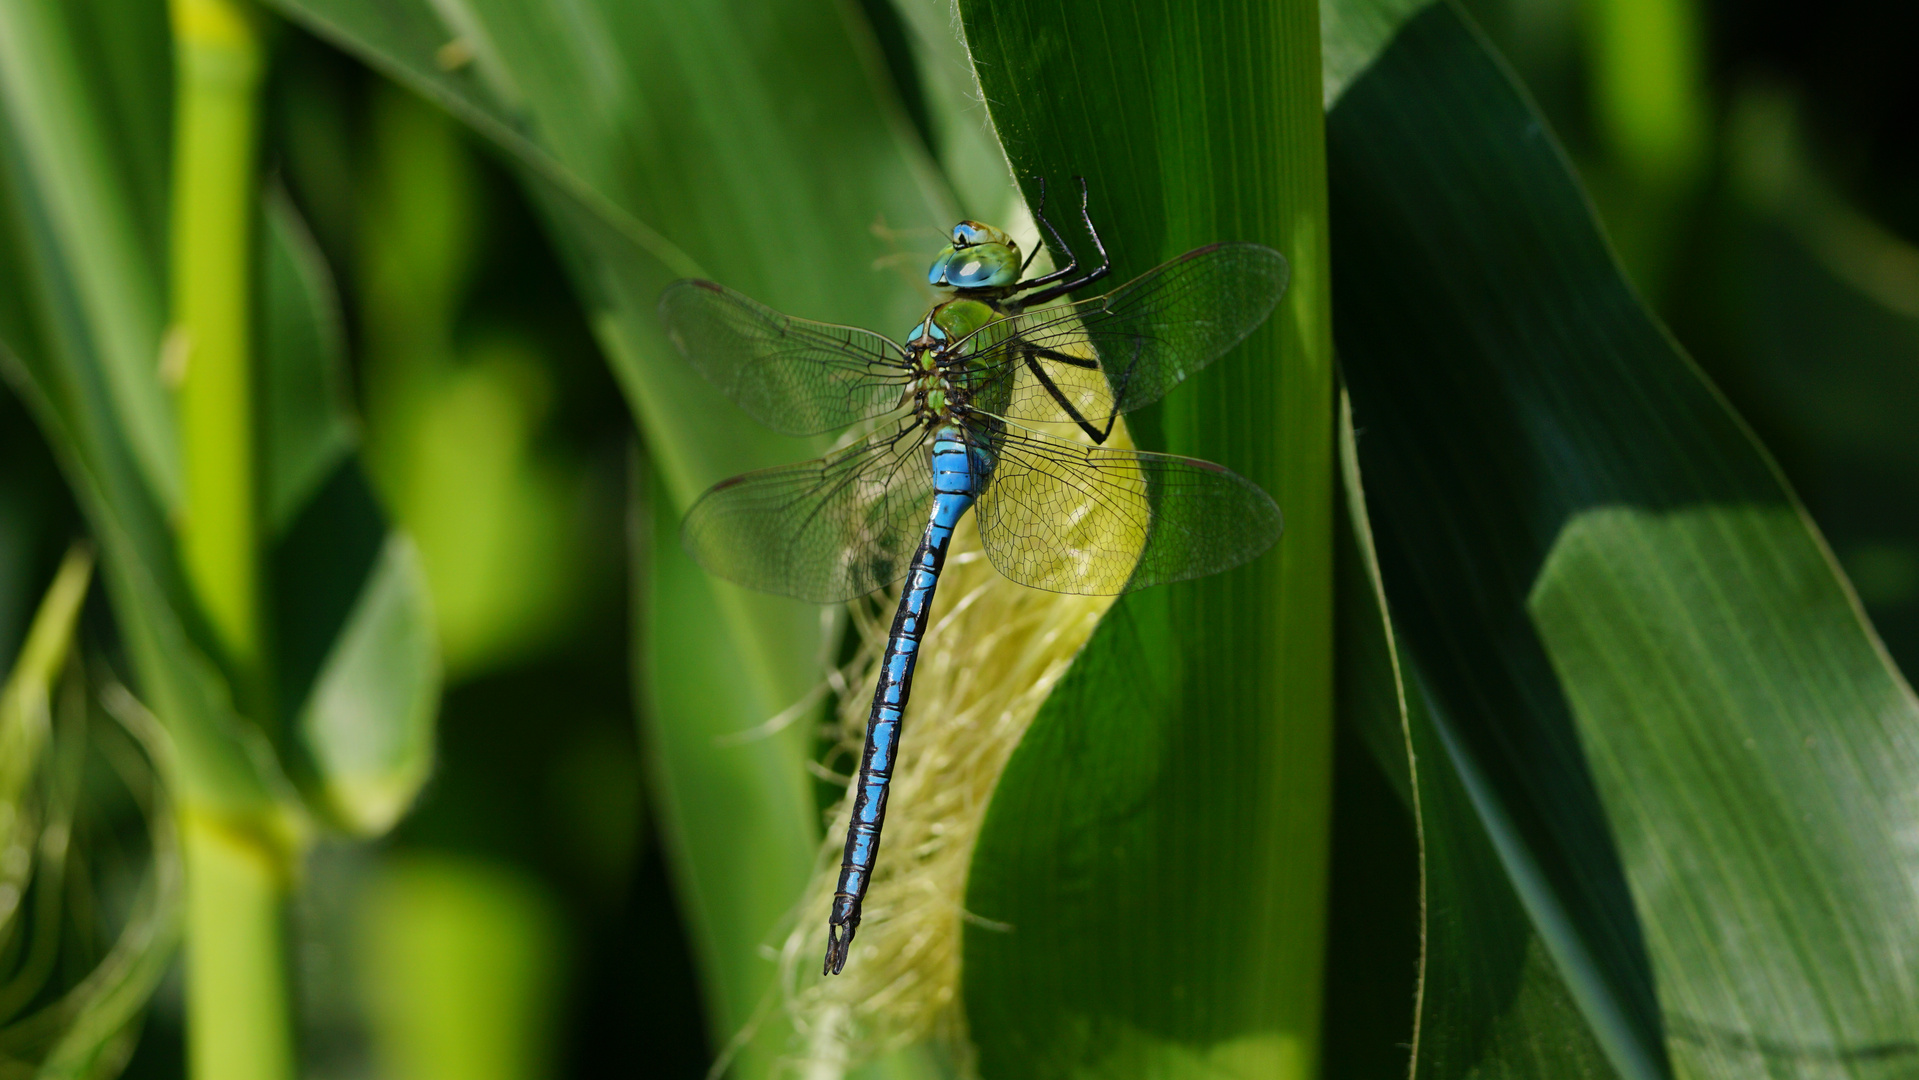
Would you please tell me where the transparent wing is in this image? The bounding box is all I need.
[660,279,913,436]
[681,421,934,603]
[959,244,1289,430]
[972,424,1283,595]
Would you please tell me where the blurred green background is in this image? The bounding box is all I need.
[2,0,1916,1075]
[147,43,695,1078]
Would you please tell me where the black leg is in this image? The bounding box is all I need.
[1026,345,1098,369]
[1016,178,1081,291]
[1019,338,1139,445]
[1014,177,1111,308]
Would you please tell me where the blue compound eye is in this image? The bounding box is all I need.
[946,245,1019,287]
[928,248,957,286]
[929,224,1020,288]
[947,256,991,285]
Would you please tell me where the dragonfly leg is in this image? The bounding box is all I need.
[1014,178,1112,308]
[1020,341,1135,445]
[1095,334,1146,443]
[1016,178,1082,291]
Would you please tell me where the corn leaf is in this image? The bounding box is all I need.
[953,1,1336,1076]
[1332,397,1617,1078]
[1327,3,1919,1076]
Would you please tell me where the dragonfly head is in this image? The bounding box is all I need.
[928,221,1022,290]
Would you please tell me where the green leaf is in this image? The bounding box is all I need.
[0,547,92,870]
[0,0,175,508]
[1328,4,1919,1076]
[257,171,440,836]
[1331,397,1618,1079]
[953,1,1335,1075]
[261,182,356,538]
[296,536,438,836]
[258,0,958,1065]
[888,0,1023,224]
[0,552,183,1078]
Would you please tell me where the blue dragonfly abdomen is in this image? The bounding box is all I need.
[827,425,991,973]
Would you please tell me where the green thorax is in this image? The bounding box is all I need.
[906,297,1000,359]
[905,296,1012,419]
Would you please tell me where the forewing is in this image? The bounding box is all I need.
[962,244,1289,428]
[660,279,911,436]
[681,422,934,603]
[974,426,1282,595]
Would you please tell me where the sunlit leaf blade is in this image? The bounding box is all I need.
[259,0,958,1067]
[296,536,438,836]
[264,0,951,496]
[635,461,820,1070]
[955,0,1334,1075]
[1329,4,1919,1076]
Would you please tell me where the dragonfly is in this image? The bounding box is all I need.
[659,180,1289,976]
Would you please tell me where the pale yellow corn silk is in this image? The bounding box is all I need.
[775,342,1136,1070]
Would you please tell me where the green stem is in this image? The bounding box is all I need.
[168,4,292,1078]
[181,811,297,1080]
[170,0,263,683]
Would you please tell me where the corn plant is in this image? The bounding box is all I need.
[2,0,1917,1077]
